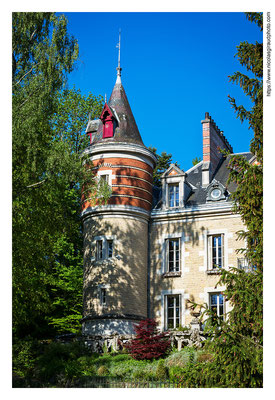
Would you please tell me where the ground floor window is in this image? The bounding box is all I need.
[209,293,224,320]
[166,294,180,329]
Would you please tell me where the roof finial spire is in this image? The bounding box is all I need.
[116,29,122,84]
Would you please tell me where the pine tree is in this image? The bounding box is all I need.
[179,13,263,388]
[148,146,179,187]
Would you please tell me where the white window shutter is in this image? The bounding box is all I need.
[221,234,224,268]
[208,236,212,269]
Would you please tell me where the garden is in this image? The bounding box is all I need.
[12,337,213,388]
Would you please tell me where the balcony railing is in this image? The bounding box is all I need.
[237,258,256,273]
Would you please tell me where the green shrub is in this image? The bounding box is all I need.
[188,348,196,364]
[197,351,214,363]
[165,349,190,368]
[169,365,186,380]
[97,365,109,376]
[155,359,169,380]
[111,354,131,363]
[64,360,83,379]
[132,369,146,379]
[13,337,38,379]
[176,325,189,332]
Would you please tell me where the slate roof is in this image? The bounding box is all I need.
[86,82,144,147]
[152,152,254,210]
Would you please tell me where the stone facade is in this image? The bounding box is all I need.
[149,211,245,329]
[83,215,149,323]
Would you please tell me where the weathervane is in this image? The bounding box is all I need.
[116,29,122,84]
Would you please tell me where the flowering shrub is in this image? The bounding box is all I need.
[125,318,170,360]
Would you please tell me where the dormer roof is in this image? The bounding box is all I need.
[161,164,186,178]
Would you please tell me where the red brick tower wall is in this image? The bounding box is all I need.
[81,151,155,213]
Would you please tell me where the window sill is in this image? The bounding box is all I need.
[206,269,222,275]
[93,258,115,265]
[162,272,181,278]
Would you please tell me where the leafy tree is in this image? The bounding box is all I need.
[125,319,170,360]
[46,88,104,334]
[12,13,106,338]
[182,13,263,388]
[12,12,79,338]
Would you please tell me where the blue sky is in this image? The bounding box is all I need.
[62,12,262,171]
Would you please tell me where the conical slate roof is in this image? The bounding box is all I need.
[86,81,144,146]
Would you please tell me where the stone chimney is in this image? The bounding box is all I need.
[201,112,233,186]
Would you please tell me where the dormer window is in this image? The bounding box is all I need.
[161,164,191,209]
[168,184,179,208]
[206,180,227,202]
[100,103,116,139]
[210,187,222,200]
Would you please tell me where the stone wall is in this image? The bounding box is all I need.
[149,212,246,328]
[82,214,149,335]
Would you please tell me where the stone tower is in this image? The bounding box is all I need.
[81,45,157,336]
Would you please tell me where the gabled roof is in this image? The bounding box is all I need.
[100,102,116,121]
[161,163,185,178]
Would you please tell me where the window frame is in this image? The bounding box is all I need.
[93,236,116,262]
[107,240,113,258]
[166,238,180,273]
[97,169,113,187]
[209,292,225,320]
[96,239,104,260]
[168,183,180,208]
[99,287,107,306]
[207,233,224,271]
[160,233,184,276]
[165,294,181,330]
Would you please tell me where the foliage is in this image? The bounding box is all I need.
[148,146,179,187]
[45,88,105,334]
[176,324,189,332]
[97,365,109,376]
[12,12,79,338]
[180,12,263,388]
[155,359,169,380]
[13,339,205,387]
[165,348,195,368]
[125,318,170,360]
[192,157,202,166]
[196,351,214,363]
[228,12,263,163]
[12,339,89,387]
[12,13,106,338]
[12,337,39,379]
